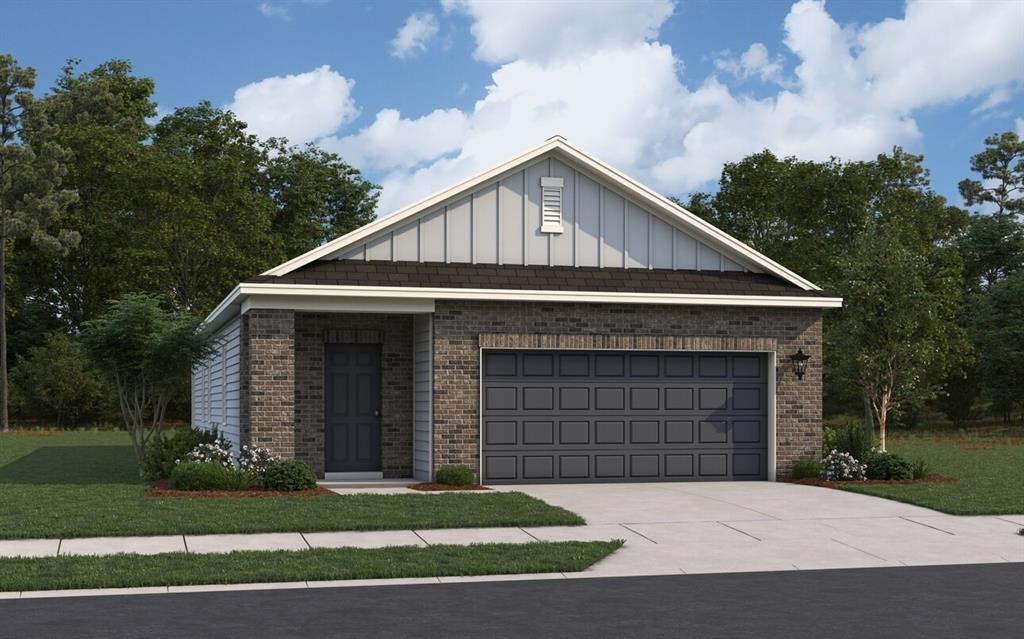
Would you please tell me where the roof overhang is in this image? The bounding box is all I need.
[260,136,825,292]
[203,283,843,332]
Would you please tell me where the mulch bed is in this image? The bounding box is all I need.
[409,483,490,492]
[790,474,953,488]
[144,480,333,498]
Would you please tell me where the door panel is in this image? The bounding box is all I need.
[481,350,769,484]
[325,344,381,473]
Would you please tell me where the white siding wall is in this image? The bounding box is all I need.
[412,315,432,481]
[334,155,747,272]
[191,316,242,451]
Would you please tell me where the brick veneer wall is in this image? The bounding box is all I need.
[293,313,413,478]
[240,309,296,457]
[430,301,823,479]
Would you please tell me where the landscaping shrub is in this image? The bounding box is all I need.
[821,426,838,456]
[865,451,913,480]
[435,464,475,486]
[909,458,931,480]
[185,437,234,468]
[169,462,253,491]
[832,421,878,462]
[263,459,317,491]
[821,450,867,481]
[142,427,220,481]
[791,458,823,479]
[238,445,279,482]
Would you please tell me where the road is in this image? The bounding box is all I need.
[3,563,1021,638]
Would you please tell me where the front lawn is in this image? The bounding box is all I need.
[0,431,583,539]
[0,541,621,592]
[840,428,1024,515]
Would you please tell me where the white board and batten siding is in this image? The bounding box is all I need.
[335,155,747,272]
[412,315,433,481]
[191,316,242,451]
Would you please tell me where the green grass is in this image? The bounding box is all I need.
[840,428,1024,515]
[0,541,622,592]
[0,431,583,539]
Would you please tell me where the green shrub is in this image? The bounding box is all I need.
[435,464,476,486]
[263,459,317,491]
[143,427,220,481]
[821,426,838,456]
[909,458,930,480]
[865,451,913,481]
[791,458,823,479]
[169,462,253,491]
[831,421,878,461]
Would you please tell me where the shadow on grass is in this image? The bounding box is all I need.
[0,446,140,485]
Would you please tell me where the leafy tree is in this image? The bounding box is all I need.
[0,54,80,431]
[10,332,108,427]
[973,270,1024,421]
[264,141,378,257]
[958,131,1024,218]
[830,230,967,450]
[955,213,1024,293]
[81,294,214,466]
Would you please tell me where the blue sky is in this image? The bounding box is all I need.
[7,0,1023,213]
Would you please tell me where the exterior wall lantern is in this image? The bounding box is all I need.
[789,348,811,380]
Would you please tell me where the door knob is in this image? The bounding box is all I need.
[374,410,380,417]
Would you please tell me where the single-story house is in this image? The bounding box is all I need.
[192,136,841,483]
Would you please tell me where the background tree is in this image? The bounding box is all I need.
[972,271,1024,421]
[10,332,108,427]
[958,131,1023,218]
[81,294,214,466]
[0,54,80,431]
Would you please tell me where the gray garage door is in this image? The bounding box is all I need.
[481,350,768,484]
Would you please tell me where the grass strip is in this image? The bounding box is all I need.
[0,541,622,592]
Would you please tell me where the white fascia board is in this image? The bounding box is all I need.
[259,137,825,291]
[240,294,435,315]
[238,283,843,308]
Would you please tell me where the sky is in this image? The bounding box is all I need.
[6,0,1024,215]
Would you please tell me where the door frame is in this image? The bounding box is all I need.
[324,343,384,480]
[478,347,778,483]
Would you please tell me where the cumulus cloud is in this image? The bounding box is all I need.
[391,12,440,59]
[226,65,358,144]
[259,2,290,20]
[714,43,788,85]
[346,0,1023,213]
[441,0,674,63]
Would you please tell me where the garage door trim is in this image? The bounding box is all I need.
[478,347,777,483]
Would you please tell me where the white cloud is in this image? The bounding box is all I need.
[714,43,788,85]
[323,107,469,169]
[259,2,290,20]
[442,0,674,64]
[226,65,358,144]
[973,85,1014,113]
[391,12,440,59]
[343,0,1023,214]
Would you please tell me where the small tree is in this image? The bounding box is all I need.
[81,294,213,466]
[831,231,967,451]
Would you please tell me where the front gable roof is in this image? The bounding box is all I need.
[263,136,823,292]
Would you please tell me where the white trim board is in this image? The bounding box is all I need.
[260,137,823,292]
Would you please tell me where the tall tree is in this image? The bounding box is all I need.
[972,270,1024,421]
[958,131,1024,218]
[0,55,79,431]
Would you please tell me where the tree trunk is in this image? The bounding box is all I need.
[878,408,887,453]
[0,233,7,433]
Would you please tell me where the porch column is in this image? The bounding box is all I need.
[240,309,295,459]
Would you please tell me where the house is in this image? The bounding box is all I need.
[192,136,841,483]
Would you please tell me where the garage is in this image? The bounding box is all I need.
[481,350,769,483]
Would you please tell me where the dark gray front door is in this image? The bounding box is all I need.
[325,344,381,473]
[481,350,769,484]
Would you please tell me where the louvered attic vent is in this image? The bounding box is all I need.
[540,176,565,233]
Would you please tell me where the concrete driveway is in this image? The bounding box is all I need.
[497,482,1024,576]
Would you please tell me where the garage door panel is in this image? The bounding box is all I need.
[481,350,768,483]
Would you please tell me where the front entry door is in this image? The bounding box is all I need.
[325,344,382,473]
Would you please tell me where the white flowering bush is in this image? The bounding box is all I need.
[821,449,867,481]
[182,438,234,468]
[238,445,279,479]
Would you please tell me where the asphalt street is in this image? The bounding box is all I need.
[3,563,1021,638]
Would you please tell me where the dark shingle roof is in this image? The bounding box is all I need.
[245,260,825,298]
